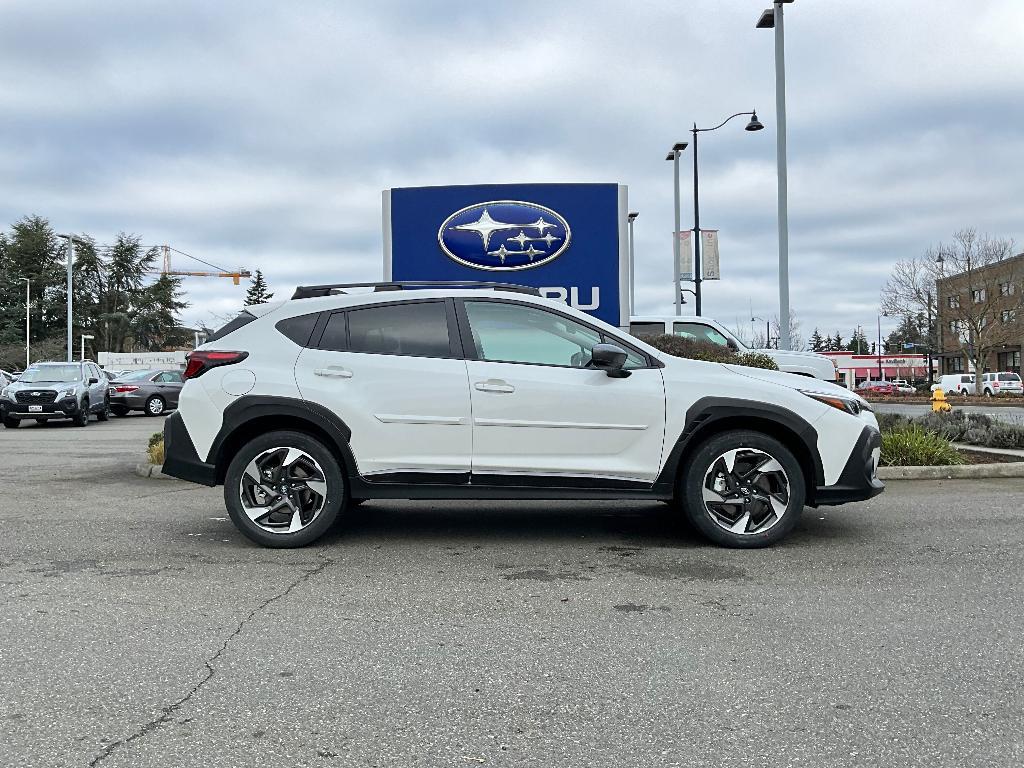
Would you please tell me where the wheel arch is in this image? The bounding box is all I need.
[210,396,358,485]
[656,398,824,505]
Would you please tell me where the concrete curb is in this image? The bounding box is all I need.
[134,463,179,480]
[879,463,1024,480]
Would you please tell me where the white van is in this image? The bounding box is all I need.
[937,373,975,396]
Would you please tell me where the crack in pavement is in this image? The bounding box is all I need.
[87,554,333,767]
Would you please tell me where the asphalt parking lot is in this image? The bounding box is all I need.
[2,416,1023,767]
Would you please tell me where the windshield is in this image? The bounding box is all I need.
[999,373,1021,382]
[19,365,81,383]
[120,370,156,381]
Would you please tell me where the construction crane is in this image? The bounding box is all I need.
[159,245,251,285]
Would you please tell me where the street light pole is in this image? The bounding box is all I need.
[627,212,639,314]
[689,112,763,319]
[57,233,88,363]
[666,143,687,316]
[757,0,795,350]
[19,278,30,369]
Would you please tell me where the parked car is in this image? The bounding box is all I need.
[890,379,916,394]
[979,371,1023,397]
[102,369,131,380]
[0,360,110,427]
[108,369,184,416]
[856,380,897,396]
[938,373,976,396]
[162,281,883,549]
[629,316,840,382]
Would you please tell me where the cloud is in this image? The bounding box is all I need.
[0,0,1021,343]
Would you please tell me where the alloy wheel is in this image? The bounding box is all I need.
[147,397,165,415]
[238,446,328,534]
[701,448,791,536]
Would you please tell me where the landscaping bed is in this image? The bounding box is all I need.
[878,411,1024,467]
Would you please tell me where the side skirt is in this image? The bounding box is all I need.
[348,472,673,501]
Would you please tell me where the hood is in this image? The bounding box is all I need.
[753,347,829,361]
[722,364,865,401]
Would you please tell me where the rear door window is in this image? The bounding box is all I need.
[347,301,452,358]
[629,322,666,337]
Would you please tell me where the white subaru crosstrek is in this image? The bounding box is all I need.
[163,282,884,549]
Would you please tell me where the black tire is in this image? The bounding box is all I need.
[348,498,367,507]
[111,405,130,417]
[224,430,345,548]
[680,430,805,549]
[3,416,20,428]
[144,396,165,416]
[96,396,110,421]
[73,401,89,427]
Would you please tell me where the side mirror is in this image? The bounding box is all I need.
[89,377,99,384]
[590,343,631,378]
[726,339,739,351]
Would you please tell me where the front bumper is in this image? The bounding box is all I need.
[1,397,82,419]
[812,426,885,506]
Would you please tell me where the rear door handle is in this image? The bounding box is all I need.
[474,379,515,394]
[314,367,353,379]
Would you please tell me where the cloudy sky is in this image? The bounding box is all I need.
[2,0,1022,345]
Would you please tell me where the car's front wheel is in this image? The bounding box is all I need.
[73,401,90,427]
[224,430,345,548]
[96,396,111,421]
[3,416,20,428]
[681,430,805,548]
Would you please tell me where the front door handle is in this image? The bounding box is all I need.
[475,379,515,394]
[314,367,353,379]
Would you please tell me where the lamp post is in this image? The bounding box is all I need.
[751,316,771,348]
[756,0,795,349]
[627,211,639,314]
[18,278,30,369]
[80,334,94,363]
[56,233,89,363]
[665,143,688,316]
[690,112,764,317]
[877,312,889,380]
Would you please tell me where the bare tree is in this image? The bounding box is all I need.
[769,311,802,351]
[883,229,1023,391]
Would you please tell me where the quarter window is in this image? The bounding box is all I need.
[465,301,646,369]
[346,301,451,358]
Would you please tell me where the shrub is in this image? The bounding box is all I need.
[876,412,910,433]
[147,433,165,465]
[962,427,991,446]
[643,335,778,371]
[735,352,779,371]
[880,424,963,467]
[986,425,1022,449]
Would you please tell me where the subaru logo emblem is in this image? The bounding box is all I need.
[31,392,39,396]
[438,200,571,271]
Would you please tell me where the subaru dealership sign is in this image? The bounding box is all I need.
[383,183,630,327]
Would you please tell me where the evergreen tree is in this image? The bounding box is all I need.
[846,329,868,354]
[809,328,824,352]
[833,332,844,352]
[885,315,925,353]
[244,270,274,306]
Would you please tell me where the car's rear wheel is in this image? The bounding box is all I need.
[145,396,165,416]
[224,430,345,548]
[111,405,130,417]
[3,416,20,428]
[681,430,805,548]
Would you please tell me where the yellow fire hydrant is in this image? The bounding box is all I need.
[931,388,952,413]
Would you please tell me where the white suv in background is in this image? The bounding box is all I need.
[629,316,839,382]
[163,282,883,549]
[979,372,1023,396]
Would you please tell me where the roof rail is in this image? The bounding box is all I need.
[290,281,542,300]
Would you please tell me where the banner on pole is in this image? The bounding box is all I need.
[677,230,693,280]
[701,230,720,280]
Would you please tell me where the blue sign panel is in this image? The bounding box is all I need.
[384,183,629,327]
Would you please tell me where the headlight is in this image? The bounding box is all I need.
[57,388,75,399]
[801,390,868,416]
[0,387,9,398]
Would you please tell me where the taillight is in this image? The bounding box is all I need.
[184,350,249,380]
[114,385,139,393]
